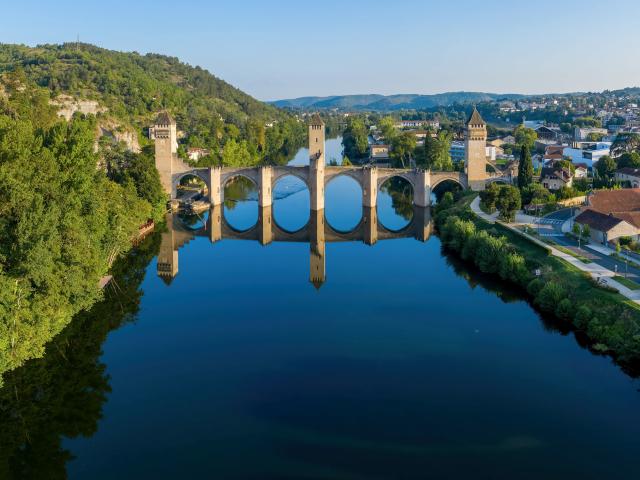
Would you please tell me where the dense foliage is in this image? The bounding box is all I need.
[0,77,163,383]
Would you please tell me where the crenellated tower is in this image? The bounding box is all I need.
[153,111,178,194]
[464,106,488,191]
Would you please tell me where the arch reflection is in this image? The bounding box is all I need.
[160,205,432,290]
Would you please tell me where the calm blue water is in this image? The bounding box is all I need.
[2,138,640,479]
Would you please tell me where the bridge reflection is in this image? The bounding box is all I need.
[157,205,432,289]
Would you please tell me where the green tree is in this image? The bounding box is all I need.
[514,125,537,150]
[343,117,369,159]
[595,155,617,181]
[391,131,417,168]
[617,152,640,169]
[518,144,534,189]
[495,185,522,222]
[424,130,453,171]
[341,155,352,166]
[378,116,397,142]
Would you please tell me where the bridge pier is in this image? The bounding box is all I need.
[363,206,378,246]
[258,205,273,245]
[207,167,222,206]
[208,203,222,243]
[259,166,273,207]
[413,169,431,207]
[362,167,378,208]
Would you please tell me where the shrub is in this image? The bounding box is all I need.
[535,281,565,312]
[556,298,573,320]
[499,252,530,286]
[574,305,592,329]
[527,278,545,297]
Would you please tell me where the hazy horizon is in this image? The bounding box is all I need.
[3,0,640,101]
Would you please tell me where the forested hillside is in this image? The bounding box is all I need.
[0,69,167,384]
[0,43,306,165]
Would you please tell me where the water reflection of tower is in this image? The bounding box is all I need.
[157,214,179,284]
[309,209,326,290]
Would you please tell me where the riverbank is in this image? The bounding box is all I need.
[436,193,640,372]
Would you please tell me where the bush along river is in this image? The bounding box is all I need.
[1,138,639,479]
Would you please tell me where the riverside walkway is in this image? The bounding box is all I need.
[470,196,640,304]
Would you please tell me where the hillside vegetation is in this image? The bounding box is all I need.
[0,43,305,165]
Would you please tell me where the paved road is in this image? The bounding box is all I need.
[539,208,640,282]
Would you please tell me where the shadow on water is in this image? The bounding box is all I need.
[0,233,160,479]
[441,245,640,378]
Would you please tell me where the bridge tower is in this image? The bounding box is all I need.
[464,106,488,191]
[153,111,178,195]
[309,113,325,210]
[309,208,326,289]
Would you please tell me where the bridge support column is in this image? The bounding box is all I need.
[363,206,378,246]
[259,166,273,207]
[208,203,222,243]
[258,205,273,246]
[363,167,378,208]
[207,167,222,206]
[309,209,325,289]
[413,206,432,242]
[413,169,431,207]
[310,157,325,211]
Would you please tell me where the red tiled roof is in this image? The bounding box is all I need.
[589,189,640,214]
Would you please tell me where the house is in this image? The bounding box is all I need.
[574,209,639,244]
[187,147,211,161]
[575,165,588,178]
[535,125,559,141]
[563,142,612,168]
[574,126,608,141]
[615,167,640,188]
[588,188,640,214]
[502,135,516,145]
[370,144,390,161]
[394,120,440,130]
[540,165,573,190]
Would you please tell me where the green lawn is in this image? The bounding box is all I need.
[613,276,640,291]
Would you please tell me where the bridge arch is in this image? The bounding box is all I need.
[171,169,211,200]
[272,173,311,233]
[324,172,364,232]
[222,173,260,232]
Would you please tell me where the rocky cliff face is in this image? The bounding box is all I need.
[50,95,107,121]
[51,95,141,153]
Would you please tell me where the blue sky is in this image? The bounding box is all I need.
[2,0,639,100]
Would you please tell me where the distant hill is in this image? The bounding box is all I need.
[272,92,529,111]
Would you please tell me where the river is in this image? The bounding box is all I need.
[1,137,639,479]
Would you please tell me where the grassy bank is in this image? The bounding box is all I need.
[435,193,640,370]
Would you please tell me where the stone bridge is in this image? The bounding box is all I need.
[171,163,472,209]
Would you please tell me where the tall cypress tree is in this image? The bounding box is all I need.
[518,144,534,189]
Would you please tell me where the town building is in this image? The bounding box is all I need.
[370,144,390,161]
[574,126,608,141]
[540,165,573,190]
[575,209,638,244]
[615,167,640,188]
[187,147,211,161]
[563,142,612,168]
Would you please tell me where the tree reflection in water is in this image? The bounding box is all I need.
[0,233,160,479]
[380,177,414,222]
[223,176,258,210]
